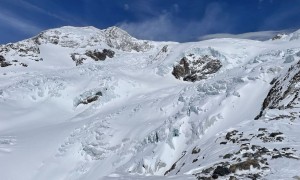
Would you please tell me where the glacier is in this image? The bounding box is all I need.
[0,26,300,180]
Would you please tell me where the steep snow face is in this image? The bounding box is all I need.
[0,26,300,180]
[289,29,300,41]
[104,26,154,52]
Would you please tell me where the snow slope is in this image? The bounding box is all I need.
[0,26,300,180]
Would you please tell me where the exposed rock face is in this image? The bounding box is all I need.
[20,63,28,67]
[272,33,286,40]
[0,55,11,67]
[0,55,5,62]
[172,57,190,79]
[195,127,299,179]
[71,49,115,65]
[0,40,41,64]
[1,61,12,67]
[85,50,104,61]
[32,30,60,45]
[229,159,260,172]
[85,49,115,61]
[75,91,102,106]
[213,166,231,176]
[71,53,86,66]
[255,60,300,120]
[0,43,40,55]
[192,146,201,154]
[81,95,99,105]
[164,151,186,176]
[172,55,222,82]
[34,27,104,47]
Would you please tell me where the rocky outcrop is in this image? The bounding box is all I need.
[0,37,41,66]
[195,128,299,180]
[164,151,186,176]
[85,49,115,61]
[213,166,231,177]
[32,29,79,48]
[32,30,60,45]
[71,49,115,65]
[0,42,40,55]
[75,91,102,106]
[229,159,260,172]
[172,55,222,82]
[0,55,5,62]
[192,146,201,154]
[272,33,286,40]
[0,55,11,67]
[255,60,300,120]
[74,91,102,107]
[80,95,99,105]
[71,53,86,66]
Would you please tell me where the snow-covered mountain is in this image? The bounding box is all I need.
[1,26,300,180]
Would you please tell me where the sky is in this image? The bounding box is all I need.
[1,0,300,44]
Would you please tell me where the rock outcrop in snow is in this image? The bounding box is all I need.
[0,55,11,67]
[172,55,222,82]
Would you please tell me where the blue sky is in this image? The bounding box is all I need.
[1,0,300,43]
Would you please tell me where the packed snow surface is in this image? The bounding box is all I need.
[0,26,300,180]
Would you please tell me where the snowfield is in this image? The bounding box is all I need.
[0,26,300,180]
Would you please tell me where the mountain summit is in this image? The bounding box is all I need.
[0,26,300,180]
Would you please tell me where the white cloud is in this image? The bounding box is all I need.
[117,2,231,42]
[0,9,42,35]
[3,0,81,24]
[17,0,71,23]
[198,30,287,41]
[118,14,175,41]
[117,1,296,42]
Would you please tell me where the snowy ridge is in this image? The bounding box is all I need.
[33,26,153,51]
[0,26,300,180]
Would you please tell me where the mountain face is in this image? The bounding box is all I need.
[0,26,300,180]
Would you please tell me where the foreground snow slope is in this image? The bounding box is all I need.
[0,26,300,180]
